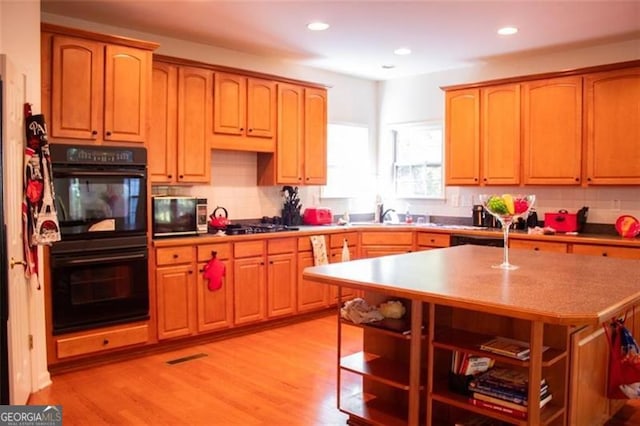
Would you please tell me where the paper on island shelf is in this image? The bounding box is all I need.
[479,336,549,360]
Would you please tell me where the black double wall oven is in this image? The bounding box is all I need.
[49,144,149,335]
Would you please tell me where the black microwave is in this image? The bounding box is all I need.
[152,196,207,238]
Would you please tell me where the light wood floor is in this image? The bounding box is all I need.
[29,314,640,425]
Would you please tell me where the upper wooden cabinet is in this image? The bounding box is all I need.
[257,84,328,186]
[211,72,276,152]
[42,25,157,145]
[445,89,480,185]
[445,84,520,185]
[149,62,211,184]
[482,84,521,185]
[584,67,640,185]
[149,62,178,183]
[522,76,583,185]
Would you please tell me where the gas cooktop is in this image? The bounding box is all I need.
[209,223,299,235]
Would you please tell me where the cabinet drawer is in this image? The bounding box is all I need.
[417,232,450,248]
[234,240,265,258]
[57,324,149,359]
[572,244,640,259]
[197,243,232,262]
[510,239,568,253]
[156,246,195,266]
[361,231,413,246]
[298,235,323,252]
[330,232,358,248]
[268,238,296,254]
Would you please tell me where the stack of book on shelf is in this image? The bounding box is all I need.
[468,367,552,420]
[452,351,495,376]
[479,336,549,361]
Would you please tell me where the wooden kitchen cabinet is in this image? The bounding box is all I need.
[211,72,277,152]
[584,66,640,185]
[416,232,450,251]
[297,236,331,312]
[42,25,157,145]
[196,243,234,333]
[522,76,583,185]
[257,84,328,186]
[155,246,197,340]
[329,232,359,303]
[233,241,267,325]
[360,231,414,258]
[481,83,521,185]
[266,238,297,318]
[445,84,519,185]
[510,239,568,253]
[571,243,640,259]
[150,62,211,184]
[149,61,178,183]
[445,88,480,185]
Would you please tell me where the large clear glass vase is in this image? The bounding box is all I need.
[479,194,536,270]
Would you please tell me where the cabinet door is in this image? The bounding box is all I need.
[510,239,568,253]
[149,62,178,183]
[177,66,212,183]
[572,244,640,259]
[297,251,329,312]
[445,88,480,185]
[103,45,149,143]
[196,259,234,332]
[50,35,103,141]
[267,253,297,318]
[522,76,582,185]
[482,84,520,185]
[156,265,196,340]
[585,67,640,185]
[233,257,266,325]
[213,72,246,135]
[277,83,304,184]
[304,88,328,185]
[329,247,358,303]
[247,77,276,138]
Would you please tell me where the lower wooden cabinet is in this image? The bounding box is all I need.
[267,238,297,318]
[360,231,414,258]
[233,256,266,325]
[510,239,568,253]
[571,243,640,259]
[156,261,197,340]
[416,231,450,251]
[196,244,233,332]
[297,248,330,312]
[56,324,149,359]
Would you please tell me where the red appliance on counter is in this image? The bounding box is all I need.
[303,207,333,225]
[544,207,588,233]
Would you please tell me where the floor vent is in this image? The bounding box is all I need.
[166,353,208,365]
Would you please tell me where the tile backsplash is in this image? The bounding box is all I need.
[165,150,640,226]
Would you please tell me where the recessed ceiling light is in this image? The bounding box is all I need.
[382,64,396,69]
[497,26,518,36]
[394,47,412,56]
[307,21,330,31]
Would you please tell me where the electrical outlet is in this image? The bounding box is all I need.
[451,195,460,207]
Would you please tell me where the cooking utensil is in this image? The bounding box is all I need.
[209,206,229,229]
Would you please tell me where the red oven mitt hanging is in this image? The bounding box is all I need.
[202,255,225,291]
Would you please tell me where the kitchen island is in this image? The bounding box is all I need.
[303,245,640,425]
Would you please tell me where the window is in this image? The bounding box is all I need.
[391,122,443,199]
[321,123,372,198]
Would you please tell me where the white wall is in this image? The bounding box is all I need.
[378,37,640,224]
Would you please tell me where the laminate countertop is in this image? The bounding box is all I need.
[303,245,640,326]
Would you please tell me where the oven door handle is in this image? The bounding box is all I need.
[54,170,146,178]
[56,252,147,266]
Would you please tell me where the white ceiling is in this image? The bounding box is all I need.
[41,0,640,81]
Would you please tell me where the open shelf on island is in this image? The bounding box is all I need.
[433,328,567,367]
[341,351,421,391]
[341,318,423,339]
[340,391,407,426]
